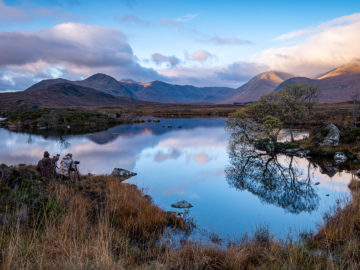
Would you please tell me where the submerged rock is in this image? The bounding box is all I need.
[284,148,310,158]
[334,152,347,163]
[320,123,340,147]
[171,200,193,209]
[320,162,339,177]
[112,168,137,181]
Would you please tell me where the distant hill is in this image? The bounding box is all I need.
[27,73,134,98]
[22,62,360,105]
[275,63,360,103]
[224,71,294,103]
[133,80,236,103]
[0,83,140,111]
[27,75,237,104]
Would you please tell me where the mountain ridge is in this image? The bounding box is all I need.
[0,83,141,111]
[21,62,360,105]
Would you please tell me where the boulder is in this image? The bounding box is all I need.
[171,200,193,209]
[320,123,340,147]
[284,148,310,158]
[320,162,339,177]
[111,168,137,181]
[334,152,347,163]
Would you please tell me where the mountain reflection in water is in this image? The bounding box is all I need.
[0,118,355,240]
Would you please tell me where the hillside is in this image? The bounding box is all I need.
[27,75,236,104]
[22,62,360,105]
[26,74,133,98]
[0,83,140,111]
[224,71,294,103]
[276,63,360,103]
[133,80,236,103]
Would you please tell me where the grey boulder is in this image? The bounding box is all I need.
[334,152,347,163]
[320,123,340,147]
[171,200,193,209]
[112,168,137,181]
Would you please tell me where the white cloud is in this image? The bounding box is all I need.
[0,23,163,90]
[161,13,198,29]
[261,14,360,77]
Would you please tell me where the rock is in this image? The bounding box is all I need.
[284,148,310,158]
[320,162,339,177]
[111,168,137,181]
[285,148,300,154]
[315,182,320,185]
[320,123,340,147]
[171,200,193,209]
[334,152,347,163]
[357,169,360,176]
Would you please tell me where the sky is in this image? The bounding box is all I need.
[0,0,360,91]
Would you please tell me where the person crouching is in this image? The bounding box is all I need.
[36,151,60,180]
[57,153,73,181]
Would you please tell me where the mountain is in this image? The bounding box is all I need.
[22,62,360,105]
[224,71,294,103]
[26,78,71,91]
[77,73,134,97]
[0,83,140,111]
[26,73,134,98]
[27,75,237,104]
[133,80,236,103]
[275,63,360,103]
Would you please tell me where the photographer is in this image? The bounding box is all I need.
[57,153,74,179]
[36,151,60,180]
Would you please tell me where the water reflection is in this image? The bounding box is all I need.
[0,118,355,239]
[226,143,319,214]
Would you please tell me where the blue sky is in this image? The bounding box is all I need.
[0,0,360,90]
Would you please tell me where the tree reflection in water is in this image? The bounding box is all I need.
[226,142,320,214]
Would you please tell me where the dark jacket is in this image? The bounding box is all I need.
[36,156,59,179]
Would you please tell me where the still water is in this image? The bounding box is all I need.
[0,118,355,241]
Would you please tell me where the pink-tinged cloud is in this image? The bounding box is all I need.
[193,153,212,164]
[192,50,213,62]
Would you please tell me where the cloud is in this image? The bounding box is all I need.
[158,61,268,87]
[0,23,163,90]
[152,53,180,67]
[161,13,198,29]
[0,0,30,24]
[0,0,77,25]
[260,13,360,77]
[191,50,213,62]
[117,14,149,25]
[193,153,211,164]
[154,149,181,162]
[206,36,252,45]
[276,13,360,41]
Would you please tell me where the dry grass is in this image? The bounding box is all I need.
[0,169,187,269]
[2,166,360,269]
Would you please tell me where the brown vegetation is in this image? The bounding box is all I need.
[2,164,360,269]
[96,103,243,118]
